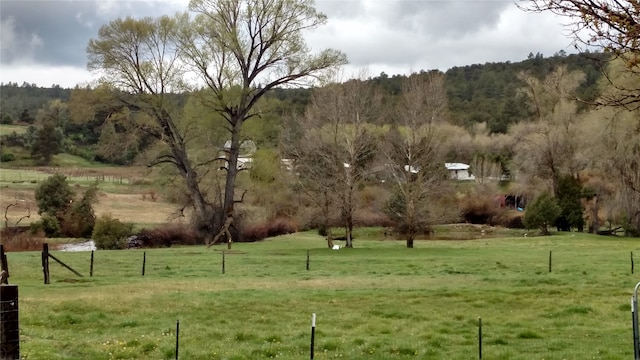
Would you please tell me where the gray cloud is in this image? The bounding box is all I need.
[0,0,576,87]
[0,0,185,66]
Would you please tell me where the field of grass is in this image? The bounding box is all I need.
[0,167,176,228]
[0,124,28,136]
[4,232,639,359]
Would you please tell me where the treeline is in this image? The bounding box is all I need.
[1,51,604,132]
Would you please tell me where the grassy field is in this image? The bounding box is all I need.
[4,232,639,359]
[0,167,176,228]
[0,124,28,136]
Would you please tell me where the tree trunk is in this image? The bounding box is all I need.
[406,236,414,248]
[345,217,353,248]
[221,122,242,230]
[172,144,214,244]
[589,195,599,234]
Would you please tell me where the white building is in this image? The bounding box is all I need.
[445,163,475,181]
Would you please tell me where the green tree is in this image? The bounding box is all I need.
[61,185,99,238]
[523,192,562,235]
[92,215,134,250]
[555,174,585,232]
[30,120,62,165]
[34,173,74,219]
[87,0,346,244]
[177,0,347,243]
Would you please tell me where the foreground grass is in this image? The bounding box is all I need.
[5,232,639,359]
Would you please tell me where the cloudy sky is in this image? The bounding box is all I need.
[0,0,576,88]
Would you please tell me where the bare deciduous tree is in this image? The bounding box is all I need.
[513,66,587,194]
[383,71,450,248]
[287,77,379,248]
[521,0,640,110]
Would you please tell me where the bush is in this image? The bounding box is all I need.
[31,214,62,237]
[60,186,98,238]
[35,173,74,218]
[92,215,134,250]
[242,217,299,242]
[0,227,45,252]
[135,224,202,248]
[1,152,15,162]
[459,194,501,224]
[523,192,561,235]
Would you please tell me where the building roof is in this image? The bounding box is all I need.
[445,163,470,171]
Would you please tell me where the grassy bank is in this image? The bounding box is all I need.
[5,232,639,359]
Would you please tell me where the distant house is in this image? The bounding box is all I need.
[445,163,475,181]
[219,140,256,170]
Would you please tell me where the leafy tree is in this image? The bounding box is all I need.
[92,214,134,250]
[19,109,33,124]
[555,174,585,232]
[30,120,62,165]
[177,0,347,243]
[523,192,562,235]
[34,173,74,219]
[87,0,346,245]
[61,185,99,238]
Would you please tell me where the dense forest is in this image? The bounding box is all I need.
[0,51,604,137]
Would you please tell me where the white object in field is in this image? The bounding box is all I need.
[312,313,316,327]
[332,245,340,250]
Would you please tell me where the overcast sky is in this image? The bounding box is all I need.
[0,0,576,88]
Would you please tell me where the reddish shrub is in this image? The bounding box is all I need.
[1,227,46,252]
[460,195,501,224]
[135,224,203,248]
[354,210,396,227]
[241,217,299,242]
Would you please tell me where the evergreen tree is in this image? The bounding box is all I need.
[555,175,585,232]
[524,192,562,235]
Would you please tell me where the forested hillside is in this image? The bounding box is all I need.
[1,51,604,135]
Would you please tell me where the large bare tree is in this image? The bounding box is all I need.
[383,71,449,248]
[87,1,346,243]
[512,66,587,194]
[288,78,379,248]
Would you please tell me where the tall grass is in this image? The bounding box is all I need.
[5,232,639,359]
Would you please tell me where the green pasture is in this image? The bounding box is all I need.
[0,124,28,136]
[5,232,640,359]
[0,168,143,193]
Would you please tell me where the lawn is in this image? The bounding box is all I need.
[0,124,28,136]
[0,167,175,228]
[4,232,639,359]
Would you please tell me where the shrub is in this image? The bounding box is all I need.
[35,173,74,218]
[92,215,134,250]
[135,224,202,248]
[1,152,15,162]
[459,194,501,224]
[241,217,298,242]
[32,214,62,237]
[60,186,98,238]
[523,192,561,235]
[0,227,45,252]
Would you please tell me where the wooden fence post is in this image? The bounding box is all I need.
[42,244,50,285]
[1,245,9,284]
[0,284,20,359]
[90,251,94,277]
